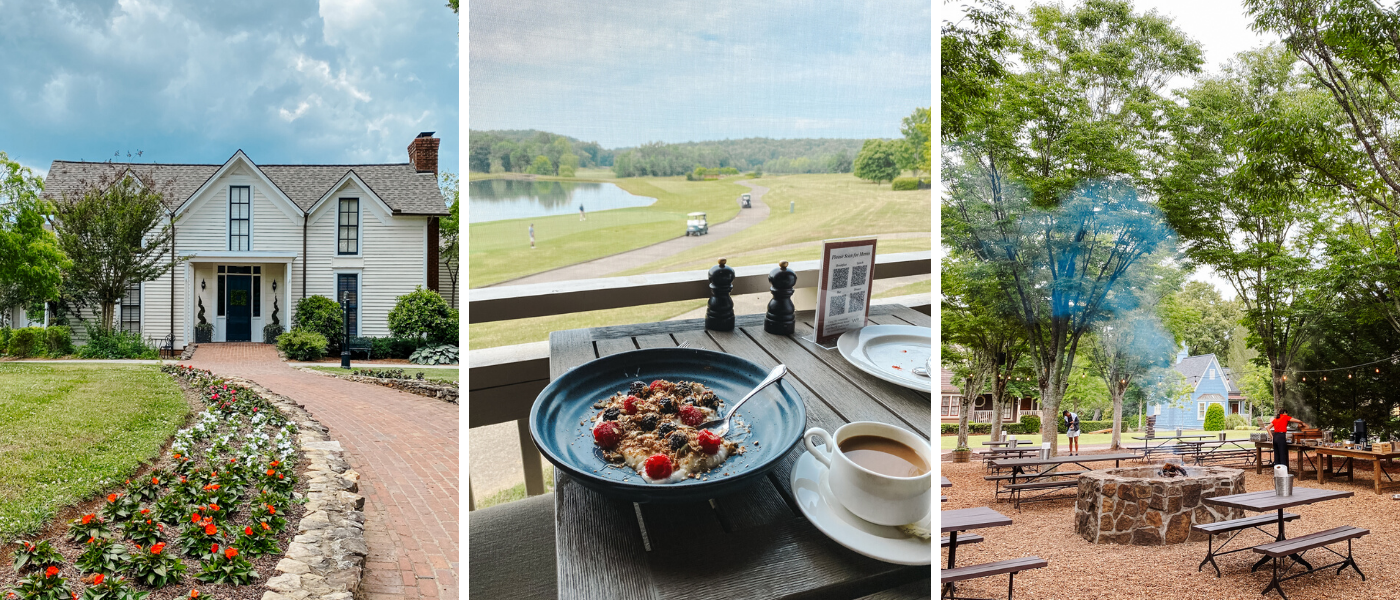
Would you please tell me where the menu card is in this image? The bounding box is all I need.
[812,238,877,347]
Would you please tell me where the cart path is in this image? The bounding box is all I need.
[183,343,457,600]
[489,180,771,287]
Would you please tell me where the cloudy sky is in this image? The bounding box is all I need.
[0,0,458,177]
[468,0,931,148]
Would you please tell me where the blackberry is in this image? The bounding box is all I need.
[629,381,647,397]
[668,432,689,451]
[658,398,676,414]
[602,407,621,421]
[657,422,677,436]
[699,392,718,407]
[640,414,659,431]
[684,396,698,406]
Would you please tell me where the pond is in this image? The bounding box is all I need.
[469,179,657,223]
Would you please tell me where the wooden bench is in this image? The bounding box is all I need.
[1191,512,1300,577]
[940,533,983,548]
[985,471,1085,498]
[941,556,1047,600]
[1253,526,1369,600]
[1004,479,1079,509]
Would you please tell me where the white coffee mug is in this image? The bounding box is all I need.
[804,421,932,526]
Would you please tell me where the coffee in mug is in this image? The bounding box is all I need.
[804,421,932,526]
[838,435,929,477]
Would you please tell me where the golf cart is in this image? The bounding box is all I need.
[686,212,709,236]
[740,193,752,208]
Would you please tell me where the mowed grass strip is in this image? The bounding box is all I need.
[304,366,460,382]
[468,172,748,287]
[0,364,188,542]
[469,298,707,350]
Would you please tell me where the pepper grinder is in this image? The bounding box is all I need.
[706,258,735,331]
[764,260,797,335]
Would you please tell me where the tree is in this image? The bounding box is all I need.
[1085,308,1177,449]
[468,138,492,173]
[0,153,68,321]
[900,107,931,176]
[558,153,579,177]
[941,0,1015,140]
[943,254,1031,445]
[1159,281,1243,358]
[439,173,460,306]
[50,169,178,331]
[526,155,554,175]
[853,139,898,184]
[1159,45,1339,413]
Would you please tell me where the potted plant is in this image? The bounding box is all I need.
[951,444,971,463]
[195,298,213,343]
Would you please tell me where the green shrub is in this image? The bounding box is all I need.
[1056,419,1129,434]
[892,176,920,191]
[367,336,424,359]
[1204,404,1226,431]
[293,295,343,351]
[409,344,458,365]
[78,327,157,359]
[1223,413,1249,430]
[1020,414,1041,435]
[45,326,73,356]
[387,287,457,344]
[0,327,11,353]
[277,328,328,361]
[8,327,46,358]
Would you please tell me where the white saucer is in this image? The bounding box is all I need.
[837,325,932,392]
[789,450,932,565]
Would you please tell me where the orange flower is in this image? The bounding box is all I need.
[151,542,165,555]
[152,477,159,485]
[204,523,217,536]
[208,504,220,512]
[210,543,219,555]
[107,494,117,503]
[81,514,94,525]
[266,505,276,514]
[266,469,275,476]
[93,574,104,586]
[260,522,270,531]
[190,591,199,599]
[140,509,150,515]
[224,547,238,560]
[191,513,202,523]
[270,461,280,468]
[244,526,253,536]
[278,474,285,480]
[45,566,58,578]
[86,537,94,544]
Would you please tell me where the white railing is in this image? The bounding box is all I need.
[467,251,931,509]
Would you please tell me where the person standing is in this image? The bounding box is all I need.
[529,223,535,249]
[578,204,586,220]
[1272,410,1294,469]
[1063,410,1081,456]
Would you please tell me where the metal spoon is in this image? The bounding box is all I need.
[698,364,787,438]
[912,357,931,377]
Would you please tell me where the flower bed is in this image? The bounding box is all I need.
[298,368,458,404]
[1,365,361,600]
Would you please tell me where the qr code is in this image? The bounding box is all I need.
[832,267,850,289]
[851,264,868,287]
[848,290,866,313]
[828,295,847,317]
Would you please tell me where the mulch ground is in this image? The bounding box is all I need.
[941,449,1400,600]
[0,376,309,600]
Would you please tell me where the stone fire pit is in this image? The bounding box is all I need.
[1075,465,1245,545]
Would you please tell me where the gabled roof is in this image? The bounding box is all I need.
[44,156,448,216]
[941,368,961,395]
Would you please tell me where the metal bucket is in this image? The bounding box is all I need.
[1275,474,1294,497]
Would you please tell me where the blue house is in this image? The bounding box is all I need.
[1151,345,1250,430]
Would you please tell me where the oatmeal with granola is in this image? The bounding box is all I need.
[590,379,742,483]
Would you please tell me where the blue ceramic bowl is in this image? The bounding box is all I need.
[529,347,807,503]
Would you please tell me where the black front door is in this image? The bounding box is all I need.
[227,275,252,341]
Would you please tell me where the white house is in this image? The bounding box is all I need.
[32,132,453,349]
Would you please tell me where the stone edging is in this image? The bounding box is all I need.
[181,344,198,360]
[297,367,459,404]
[219,376,367,600]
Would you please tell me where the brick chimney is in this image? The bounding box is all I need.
[408,132,439,174]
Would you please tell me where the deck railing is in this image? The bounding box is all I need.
[467,251,931,510]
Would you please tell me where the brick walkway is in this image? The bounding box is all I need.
[184,343,457,600]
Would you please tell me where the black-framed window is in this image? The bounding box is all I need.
[337,273,358,336]
[120,283,140,333]
[229,186,251,251]
[338,198,359,255]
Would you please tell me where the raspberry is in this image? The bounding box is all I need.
[668,432,689,451]
[602,407,621,421]
[623,395,641,415]
[592,421,623,448]
[697,430,722,455]
[629,381,647,397]
[657,422,677,436]
[679,404,705,427]
[658,398,676,414]
[644,454,673,480]
[639,414,659,431]
[649,380,668,393]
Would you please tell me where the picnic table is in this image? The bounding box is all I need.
[1176,438,1258,467]
[941,476,953,488]
[1203,488,1358,597]
[1131,434,1216,460]
[988,453,1138,508]
[1312,446,1400,494]
[941,507,1014,597]
[1254,441,1319,479]
[547,305,932,599]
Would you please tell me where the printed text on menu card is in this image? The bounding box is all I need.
[814,238,877,346]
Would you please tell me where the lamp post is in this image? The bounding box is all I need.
[340,289,353,369]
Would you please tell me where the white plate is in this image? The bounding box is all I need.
[837,325,932,392]
[789,450,932,565]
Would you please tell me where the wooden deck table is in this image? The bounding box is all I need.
[1312,446,1400,494]
[548,305,932,599]
[1204,487,1354,572]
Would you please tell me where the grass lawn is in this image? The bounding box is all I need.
[304,366,460,382]
[940,429,1218,450]
[618,173,931,275]
[469,298,707,350]
[476,465,556,511]
[468,172,748,287]
[0,364,188,542]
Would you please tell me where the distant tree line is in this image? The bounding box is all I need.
[611,138,863,178]
[468,130,611,177]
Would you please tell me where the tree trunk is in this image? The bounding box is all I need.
[101,300,116,332]
[1110,385,1126,450]
[989,380,1005,443]
[1270,357,1286,414]
[957,392,973,449]
[1039,367,1065,456]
